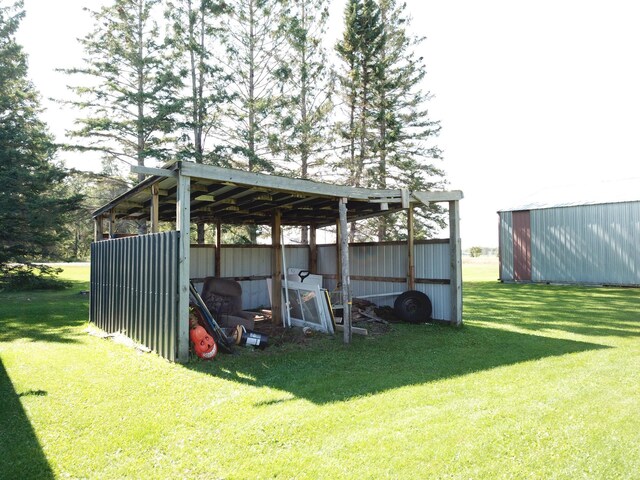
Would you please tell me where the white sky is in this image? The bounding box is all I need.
[15,0,640,247]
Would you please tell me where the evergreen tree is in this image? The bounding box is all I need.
[276,0,334,243]
[371,0,446,239]
[59,0,181,181]
[166,0,231,243]
[166,0,230,165]
[215,0,290,173]
[0,1,81,268]
[336,0,446,240]
[335,0,384,239]
[275,0,333,179]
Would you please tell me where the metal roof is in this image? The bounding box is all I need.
[498,177,640,212]
[93,161,463,228]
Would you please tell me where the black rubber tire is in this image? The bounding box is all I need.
[393,290,432,323]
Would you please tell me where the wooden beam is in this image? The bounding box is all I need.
[413,190,464,204]
[309,224,317,273]
[271,210,282,325]
[130,165,178,178]
[180,161,408,202]
[407,207,415,290]
[215,220,222,278]
[94,215,104,242]
[151,184,159,234]
[176,174,191,363]
[108,210,116,238]
[339,198,351,344]
[449,200,463,326]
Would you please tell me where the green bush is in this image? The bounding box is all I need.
[0,263,70,291]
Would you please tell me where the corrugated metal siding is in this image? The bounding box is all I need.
[530,202,640,285]
[190,246,216,279]
[499,211,514,280]
[90,232,179,361]
[315,241,452,321]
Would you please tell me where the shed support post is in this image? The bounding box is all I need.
[309,224,317,273]
[215,220,222,278]
[271,211,282,325]
[176,173,191,363]
[407,206,415,290]
[336,219,342,285]
[94,215,104,242]
[339,198,351,344]
[109,210,116,238]
[449,200,463,326]
[151,184,159,234]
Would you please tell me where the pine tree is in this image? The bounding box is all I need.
[166,0,232,243]
[371,0,446,239]
[335,0,384,189]
[59,0,181,181]
[166,0,230,165]
[0,1,81,269]
[276,0,334,243]
[275,0,333,178]
[215,0,290,173]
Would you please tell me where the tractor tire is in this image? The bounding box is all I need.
[393,290,432,323]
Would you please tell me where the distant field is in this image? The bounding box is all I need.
[463,255,499,282]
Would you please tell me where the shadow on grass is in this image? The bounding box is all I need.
[0,286,89,344]
[464,281,640,339]
[0,360,54,479]
[185,280,636,404]
[186,323,609,405]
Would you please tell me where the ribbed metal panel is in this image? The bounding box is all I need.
[415,242,450,280]
[314,241,452,320]
[90,232,179,361]
[190,246,215,279]
[530,202,640,285]
[498,211,514,281]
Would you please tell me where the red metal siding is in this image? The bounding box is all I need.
[512,210,531,281]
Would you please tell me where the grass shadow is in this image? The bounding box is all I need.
[184,280,633,404]
[0,288,89,344]
[186,322,608,405]
[0,360,54,479]
[465,281,640,339]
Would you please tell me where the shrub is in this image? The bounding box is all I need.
[0,263,70,291]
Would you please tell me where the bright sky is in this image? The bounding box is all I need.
[15,0,640,247]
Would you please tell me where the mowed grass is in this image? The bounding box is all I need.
[1,262,639,479]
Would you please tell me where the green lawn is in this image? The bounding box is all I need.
[1,262,639,479]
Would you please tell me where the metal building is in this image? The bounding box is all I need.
[498,179,640,286]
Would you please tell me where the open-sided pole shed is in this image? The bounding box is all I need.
[91,161,463,362]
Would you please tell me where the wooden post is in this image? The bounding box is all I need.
[336,219,342,286]
[94,216,104,242]
[339,198,351,344]
[309,224,317,273]
[176,173,191,363]
[151,184,159,234]
[108,210,116,238]
[215,220,222,278]
[271,211,282,325]
[449,200,463,326]
[407,206,415,290]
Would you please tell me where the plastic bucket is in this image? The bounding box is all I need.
[239,329,269,350]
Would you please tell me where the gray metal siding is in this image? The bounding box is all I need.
[530,202,640,285]
[90,232,179,361]
[317,241,452,320]
[190,246,215,279]
[498,211,514,281]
